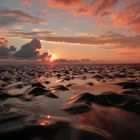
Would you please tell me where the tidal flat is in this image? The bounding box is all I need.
[0,64,140,140]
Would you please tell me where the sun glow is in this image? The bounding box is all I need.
[50,53,57,62]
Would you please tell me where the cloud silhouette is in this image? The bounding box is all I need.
[14,38,41,59]
[39,52,52,61]
[0,38,51,60]
[0,47,10,58]
[14,38,51,60]
[0,38,16,58]
[9,45,16,52]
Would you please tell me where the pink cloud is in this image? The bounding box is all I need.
[21,0,32,7]
[112,1,140,33]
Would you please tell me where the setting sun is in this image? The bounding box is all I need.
[50,53,57,62]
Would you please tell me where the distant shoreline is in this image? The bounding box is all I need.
[0,59,139,65]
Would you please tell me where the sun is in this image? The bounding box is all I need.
[42,52,58,63]
[50,53,57,62]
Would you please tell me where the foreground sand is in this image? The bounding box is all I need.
[0,64,140,140]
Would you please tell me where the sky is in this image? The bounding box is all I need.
[0,0,140,63]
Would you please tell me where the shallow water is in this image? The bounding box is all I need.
[0,64,140,140]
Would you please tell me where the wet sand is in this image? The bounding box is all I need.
[0,64,140,140]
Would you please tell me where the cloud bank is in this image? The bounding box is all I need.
[7,30,140,49]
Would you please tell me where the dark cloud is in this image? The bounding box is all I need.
[0,37,52,60]
[0,38,16,58]
[0,38,9,58]
[0,47,10,58]
[0,9,47,27]
[14,38,41,59]
[9,45,16,52]
[39,52,52,61]
[14,38,51,60]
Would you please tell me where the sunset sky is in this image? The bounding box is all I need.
[0,0,140,62]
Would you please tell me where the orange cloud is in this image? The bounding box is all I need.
[43,0,84,9]
[19,0,140,33]
[112,1,140,33]
[75,0,140,33]
[92,0,118,17]
[43,0,118,17]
